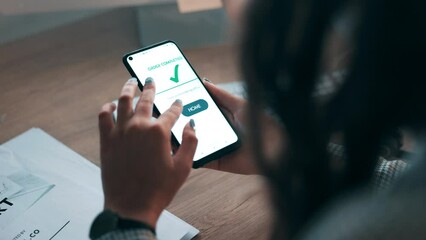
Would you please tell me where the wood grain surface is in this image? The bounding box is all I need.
[0,8,271,240]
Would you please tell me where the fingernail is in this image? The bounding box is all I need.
[145,77,154,85]
[203,77,213,83]
[189,119,195,129]
[128,77,138,83]
[175,99,182,104]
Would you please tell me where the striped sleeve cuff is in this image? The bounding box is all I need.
[373,158,407,191]
[96,229,157,240]
[327,143,408,191]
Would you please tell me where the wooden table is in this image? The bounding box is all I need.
[0,9,271,240]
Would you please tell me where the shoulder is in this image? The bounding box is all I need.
[299,154,426,240]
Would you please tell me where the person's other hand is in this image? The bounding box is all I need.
[201,79,255,174]
[98,78,197,228]
[202,79,286,175]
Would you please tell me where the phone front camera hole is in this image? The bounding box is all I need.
[129,57,133,61]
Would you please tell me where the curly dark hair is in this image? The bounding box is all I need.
[240,0,426,238]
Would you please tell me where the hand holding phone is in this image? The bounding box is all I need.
[123,41,240,168]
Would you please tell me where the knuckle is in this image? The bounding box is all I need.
[171,105,182,116]
[184,130,197,143]
[118,94,132,104]
[125,119,148,133]
[98,107,111,120]
[191,135,198,145]
[126,121,141,132]
[164,107,181,121]
[139,96,153,106]
[121,85,135,96]
[98,111,109,120]
[150,122,166,135]
[142,87,155,96]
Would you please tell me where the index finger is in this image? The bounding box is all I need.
[135,77,156,118]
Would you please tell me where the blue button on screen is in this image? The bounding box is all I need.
[182,99,208,117]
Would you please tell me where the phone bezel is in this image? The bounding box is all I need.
[122,40,241,168]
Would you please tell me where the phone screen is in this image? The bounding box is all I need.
[124,41,239,165]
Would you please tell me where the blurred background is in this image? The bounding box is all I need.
[0,0,246,153]
[0,0,235,47]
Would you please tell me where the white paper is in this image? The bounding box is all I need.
[0,176,22,200]
[157,211,199,240]
[0,128,199,240]
[0,143,101,238]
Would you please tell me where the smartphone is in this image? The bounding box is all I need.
[123,40,240,168]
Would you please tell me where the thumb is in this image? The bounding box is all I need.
[203,79,245,113]
[173,120,198,173]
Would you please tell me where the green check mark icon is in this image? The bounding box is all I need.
[170,64,179,83]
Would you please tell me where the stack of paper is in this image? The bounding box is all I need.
[0,128,198,240]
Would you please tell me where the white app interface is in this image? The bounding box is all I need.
[127,42,238,161]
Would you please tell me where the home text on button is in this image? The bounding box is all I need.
[182,99,209,117]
